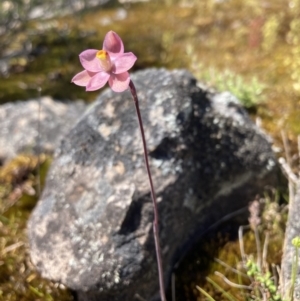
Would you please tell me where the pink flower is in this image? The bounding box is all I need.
[71,31,137,93]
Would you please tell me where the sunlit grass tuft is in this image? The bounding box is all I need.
[196,196,286,301]
[187,49,266,109]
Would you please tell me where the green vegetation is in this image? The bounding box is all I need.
[187,56,266,109]
[175,196,287,301]
[196,230,300,301]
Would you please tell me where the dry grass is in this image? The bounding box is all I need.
[0,155,74,301]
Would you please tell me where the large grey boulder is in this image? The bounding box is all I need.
[0,97,86,162]
[28,68,277,301]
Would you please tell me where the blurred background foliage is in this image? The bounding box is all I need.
[0,0,299,300]
[0,0,299,142]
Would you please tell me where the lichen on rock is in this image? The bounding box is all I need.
[28,68,277,301]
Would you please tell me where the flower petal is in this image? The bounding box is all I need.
[86,72,110,91]
[79,49,101,72]
[103,31,124,56]
[113,52,137,74]
[71,70,93,87]
[108,72,130,92]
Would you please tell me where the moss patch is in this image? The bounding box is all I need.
[0,155,74,301]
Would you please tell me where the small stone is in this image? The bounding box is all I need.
[0,96,86,162]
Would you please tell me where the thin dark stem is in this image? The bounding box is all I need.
[129,80,167,301]
[37,87,42,198]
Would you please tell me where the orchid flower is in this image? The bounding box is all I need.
[71,31,137,92]
[71,31,167,301]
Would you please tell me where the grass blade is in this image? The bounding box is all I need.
[206,277,238,301]
[196,285,217,301]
